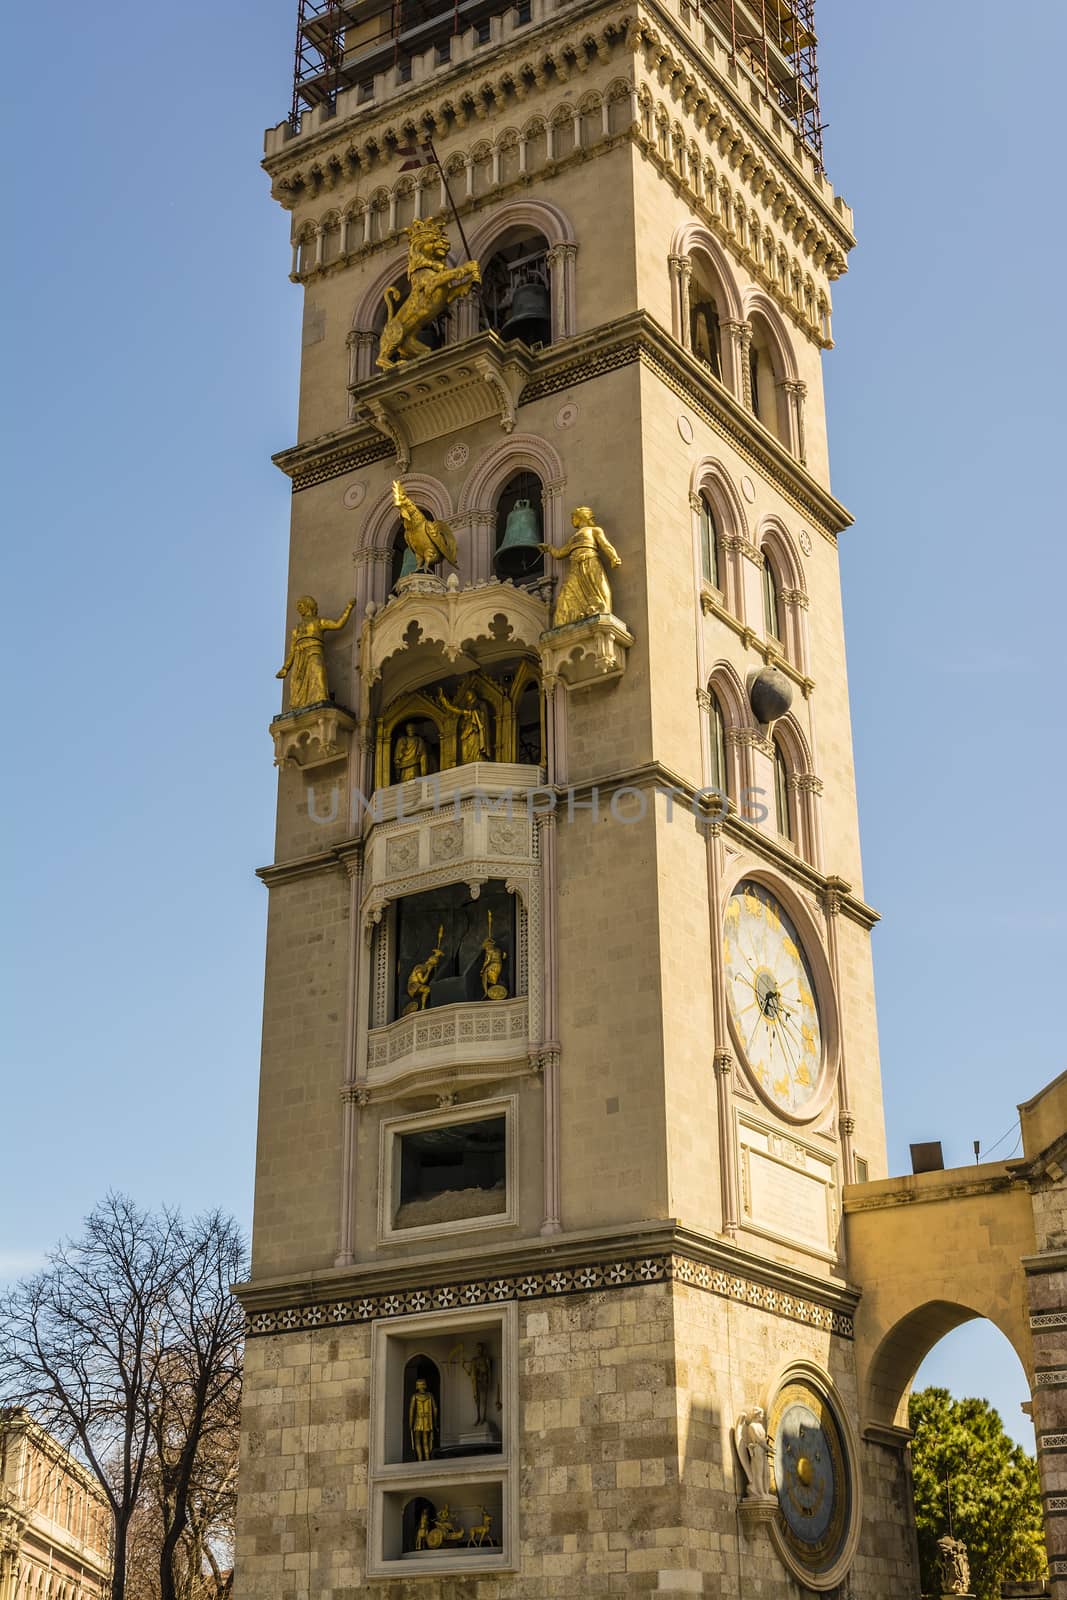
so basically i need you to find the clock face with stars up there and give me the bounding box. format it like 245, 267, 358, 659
769, 1379, 851, 1579
723, 879, 824, 1117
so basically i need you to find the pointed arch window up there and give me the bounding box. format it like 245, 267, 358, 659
773, 740, 792, 841
762, 551, 781, 641
708, 691, 727, 797
699, 494, 719, 588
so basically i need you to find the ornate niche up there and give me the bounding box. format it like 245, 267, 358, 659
373, 661, 542, 792
369, 1304, 516, 1577
364, 871, 538, 1092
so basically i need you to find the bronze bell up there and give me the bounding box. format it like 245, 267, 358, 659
499, 281, 552, 346
494, 497, 543, 580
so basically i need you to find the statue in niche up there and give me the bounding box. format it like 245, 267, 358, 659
414, 1507, 432, 1550
376, 217, 480, 370
393, 722, 431, 783
438, 680, 491, 764
393, 479, 458, 572
403, 925, 445, 1015
430, 1506, 466, 1548
539, 505, 621, 627
467, 1508, 494, 1548
408, 1377, 438, 1461
462, 1342, 493, 1426
275, 594, 356, 709
734, 1407, 774, 1500
480, 911, 508, 1000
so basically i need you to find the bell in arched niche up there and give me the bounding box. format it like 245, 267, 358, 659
494, 496, 543, 580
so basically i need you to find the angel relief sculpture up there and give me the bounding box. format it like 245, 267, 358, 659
733, 1407, 774, 1501
377, 216, 480, 370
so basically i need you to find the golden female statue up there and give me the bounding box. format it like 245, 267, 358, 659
276, 594, 356, 709
403, 926, 445, 1015
438, 681, 491, 764
539, 506, 621, 627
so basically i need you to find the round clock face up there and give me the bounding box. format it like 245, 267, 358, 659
723, 880, 823, 1116
769, 1379, 851, 1577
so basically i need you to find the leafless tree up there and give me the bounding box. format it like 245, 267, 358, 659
0, 1196, 247, 1600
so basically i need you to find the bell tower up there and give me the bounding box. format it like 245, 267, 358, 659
235, 0, 922, 1592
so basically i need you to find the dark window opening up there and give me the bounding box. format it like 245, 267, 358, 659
481, 236, 551, 345
515, 0, 531, 20
699, 495, 718, 588
435, 39, 451, 62
475, 19, 491, 43
397, 1116, 507, 1230
690, 298, 721, 379
749, 346, 761, 419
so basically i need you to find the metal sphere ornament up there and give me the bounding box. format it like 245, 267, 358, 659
749, 665, 794, 726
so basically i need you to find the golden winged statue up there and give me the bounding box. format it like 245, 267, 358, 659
376, 216, 480, 370
393, 480, 458, 572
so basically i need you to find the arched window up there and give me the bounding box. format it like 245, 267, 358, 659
689, 255, 723, 380
390, 521, 411, 591
699, 495, 719, 588
762, 551, 781, 641
708, 691, 727, 796
773, 740, 792, 841
481, 227, 552, 346
494, 470, 545, 581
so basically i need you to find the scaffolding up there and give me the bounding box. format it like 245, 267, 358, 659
704, 0, 823, 164
290, 0, 823, 164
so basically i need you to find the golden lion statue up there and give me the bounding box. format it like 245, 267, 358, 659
376, 216, 481, 369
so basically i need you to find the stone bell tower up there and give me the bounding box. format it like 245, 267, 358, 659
234, 0, 924, 1592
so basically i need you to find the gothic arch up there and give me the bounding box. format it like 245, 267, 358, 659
459, 432, 567, 582
670, 227, 743, 323
351, 246, 415, 333
690, 456, 748, 615
362, 475, 453, 553
742, 287, 799, 382
465, 198, 575, 258
755, 515, 804, 595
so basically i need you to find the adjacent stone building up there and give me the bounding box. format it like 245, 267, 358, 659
0, 1410, 111, 1600
233, 0, 1063, 1593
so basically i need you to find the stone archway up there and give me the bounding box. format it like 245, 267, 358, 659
844, 1071, 1067, 1596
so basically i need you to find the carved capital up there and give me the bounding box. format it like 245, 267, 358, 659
342, 1083, 371, 1106
780, 586, 809, 610
839, 1111, 856, 1136
695, 687, 712, 710
821, 873, 851, 916
713, 1048, 733, 1079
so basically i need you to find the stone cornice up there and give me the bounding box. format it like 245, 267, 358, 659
264, 0, 852, 263
234, 1218, 859, 1338
274, 311, 853, 537
254, 763, 879, 932
842, 1163, 1022, 1215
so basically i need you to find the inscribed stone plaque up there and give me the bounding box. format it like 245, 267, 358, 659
747, 1149, 830, 1249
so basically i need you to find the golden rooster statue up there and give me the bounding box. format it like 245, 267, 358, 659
393, 480, 458, 573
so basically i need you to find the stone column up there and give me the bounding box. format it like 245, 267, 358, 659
784, 378, 808, 462
719, 318, 746, 401
546, 242, 577, 339
739, 320, 754, 409
336, 844, 365, 1267
821, 875, 855, 1184
705, 816, 738, 1235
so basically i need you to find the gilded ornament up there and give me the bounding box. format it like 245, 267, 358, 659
393, 723, 430, 783
480, 911, 508, 1000
437, 680, 491, 763
403, 925, 445, 1015
376, 216, 481, 370
393, 479, 458, 572
408, 1378, 437, 1461
539, 505, 621, 627
275, 594, 356, 709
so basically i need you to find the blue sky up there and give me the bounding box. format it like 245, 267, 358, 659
4, 0, 1062, 1451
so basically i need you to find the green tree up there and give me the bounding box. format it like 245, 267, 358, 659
909, 1386, 1047, 1598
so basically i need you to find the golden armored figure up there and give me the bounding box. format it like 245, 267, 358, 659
393, 722, 430, 783
480, 911, 508, 1000
275, 594, 356, 709
438, 681, 491, 764
539, 505, 621, 626
393, 479, 458, 572
414, 1508, 431, 1550
408, 1378, 438, 1461
377, 217, 481, 370
403, 926, 445, 1015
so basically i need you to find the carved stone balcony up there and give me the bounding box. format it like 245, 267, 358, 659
269, 701, 356, 768
350, 332, 537, 470
538, 612, 634, 690
366, 997, 530, 1090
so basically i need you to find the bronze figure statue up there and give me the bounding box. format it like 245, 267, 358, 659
480, 911, 508, 1000
403, 926, 445, 1015
393, 722, 430, 783
437, 681, 491, 764
393, 479, 458, 572
377, 217, 480, 370
408, 1378, 438, 1461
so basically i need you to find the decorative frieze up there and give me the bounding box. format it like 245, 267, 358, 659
244, 1246, 856, 1340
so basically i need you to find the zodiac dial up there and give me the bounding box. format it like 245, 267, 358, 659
768, 1378, 851, 1579
723, 879, 823, 1116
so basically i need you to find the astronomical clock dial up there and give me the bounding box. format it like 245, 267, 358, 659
768, 1378, 852, 1583
723, 879, 823, 1117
